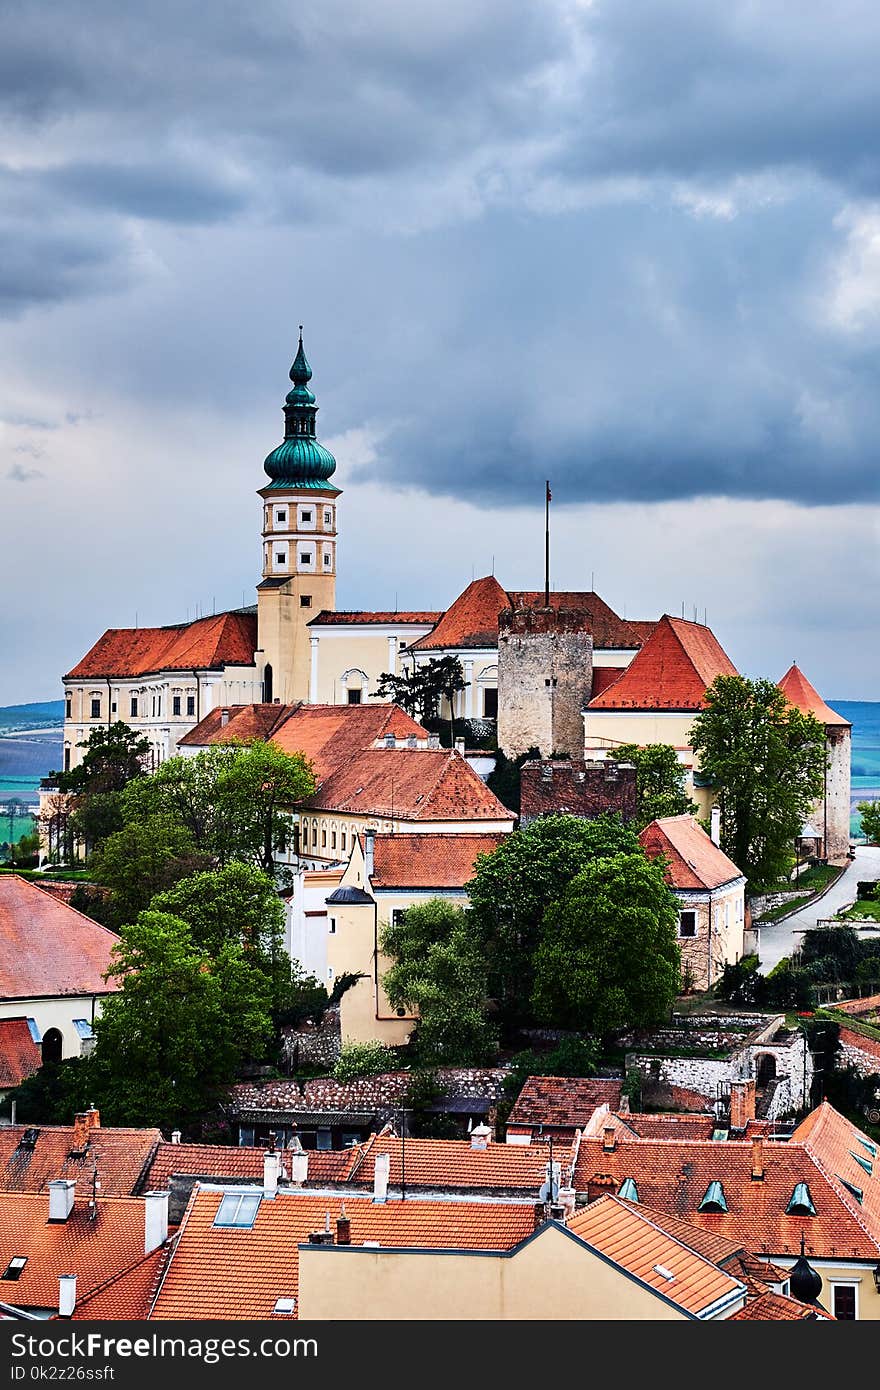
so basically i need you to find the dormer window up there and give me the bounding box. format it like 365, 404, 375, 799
850, 1150, 873, 1176
856, 1137, 877, 1157
838, 1177, 863, 1204
1, 1257, 27, 1281
618, 1178, 639, 1202
698, 1181, 728, 1212
786, 1182, 816, 1215
214, 1193, 261, 1228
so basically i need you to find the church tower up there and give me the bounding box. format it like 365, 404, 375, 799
256, 331, 340, 704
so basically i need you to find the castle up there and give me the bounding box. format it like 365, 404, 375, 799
59, 335, 852, 862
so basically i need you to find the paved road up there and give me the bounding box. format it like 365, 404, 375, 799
756, 844, 880, 974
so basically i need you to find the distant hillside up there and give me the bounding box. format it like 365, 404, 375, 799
0, 700, 64, 732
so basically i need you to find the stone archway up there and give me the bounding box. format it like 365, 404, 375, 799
41, 1028, 63, 1066
755, 1053, 777, 1089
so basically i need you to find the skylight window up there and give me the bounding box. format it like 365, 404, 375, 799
786, 1183, 816, 1215
837, 1177, 863, 1205
850, 1151, 873, 1176
618, 1178, 639, 1202
698, 1181, 728, 1212
272, 1297, 296, 1315
214, 1193, 261, 1228
1, 1257, 27, 1281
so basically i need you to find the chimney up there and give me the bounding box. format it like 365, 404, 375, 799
336, 1209, 351, 1246
289, 1150, 309, 1187
171, 1130, 182, 1145
710, 806, 721, 847
557, 1186, 577, 1221
729, 1079, 756, 1131
144, 1191, 169, 1252
428, 733, 440, 749
384, 733, 395, 748
750, 1135, 765, 1182
602, 1124, 617, 1153
48, 1179, 76, 1223
373, 1151, 390, 1204
263, 1150, 279, 1200
364, 829, 376, 879
586, 1174, 618, 1204
470, 1123, 491, 1150
71, 1106, 100, 1151
454, 737, 465, 755
58, 1274, 77, 1319
220, 708, 230, 727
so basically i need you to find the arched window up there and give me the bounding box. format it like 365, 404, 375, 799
42, 1028, 63, 1066
263, 664, 273, 704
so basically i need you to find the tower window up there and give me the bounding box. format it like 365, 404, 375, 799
65, 697, 72, 718
323, 553, 332, 567
300, 595, 312, 608
300, 553, 311, 566
301, 510, 312, 523
275, 509, 287, 524
347, 689, 362, 705
324, 509, 332, 525
276, 552, 286, 565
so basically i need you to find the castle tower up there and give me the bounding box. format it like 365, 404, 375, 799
497, 607, 594, 758
256, 331, 340, 704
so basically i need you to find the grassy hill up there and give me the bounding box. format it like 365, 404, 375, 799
0, 700, 64, 732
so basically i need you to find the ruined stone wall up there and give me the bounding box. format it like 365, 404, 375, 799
497, 608, 593, 759
280, 1004, 342, 1071
519, 759, 637, 826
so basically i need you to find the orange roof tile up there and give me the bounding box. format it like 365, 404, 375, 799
0, 1017, 42, 1089
0, 876, 121, 999
0, 1192, 158, 1311
149, 1188, 537, 1320
778, 665, 851, 728
730, 1290, 833, 1320
309, 611, 441, 626
508, 592, 654, 649
639, 815, 744, 890
306, 748, 513, 822
345, 1133, 571, 1191
410, 575, 510, 651
369, 832, 507, 889
588, 615, 738, 711
507, 1077, 624, 1132
0, 1123, 161, 1198
71, 1247, 170, 1320
790, 1101, 880, 1242
143, 1142, 358, 1191
567, 1195, 746, 1316
65, 610, 257, 679
837, 1025, 880, 1066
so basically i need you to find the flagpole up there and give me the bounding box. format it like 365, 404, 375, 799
544, 479, 550, 606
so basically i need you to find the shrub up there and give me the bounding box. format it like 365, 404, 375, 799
333, 1042, 398, 1082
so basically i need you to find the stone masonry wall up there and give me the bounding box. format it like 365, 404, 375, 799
824, 726, 852, 863
519, 759, 637, 826
281, 1004, 342, 1071
497, 608, 593, 759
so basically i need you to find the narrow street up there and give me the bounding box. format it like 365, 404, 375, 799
756, 843, 880, 974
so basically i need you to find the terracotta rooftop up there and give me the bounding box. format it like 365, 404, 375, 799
587, 615, 738, 711
149, 1188, 538, 1320
0, 1017, 42, 1089
368, 832, 507, 889
778, 664, 851, 728
791, 1101, 880, 1242
65, 610, 257, 679
507, 591, 654, 650
143, 1141, 358, 1191
305, 748, 513, 822
0, 1120, 161, 1198
0, 1192, 161, 1312
507, 1077, 624, 1132
308, 611, 441, 626
0, 876, 121, 1000
837, 1025, 880, 1066
639, 815, 744, 891
572, 1107, 880, 1260
567, 1194, 746, 1317
71, 1247, 170, 1320
730, 1290, 833, 1320
342, 1131, 572, 1192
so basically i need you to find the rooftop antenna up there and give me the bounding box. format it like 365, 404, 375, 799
544, 480, 551, 606
591, 571, 595, 591
681, 601, 685, 619
212, 595, 215, 615
491, 555, 495, 575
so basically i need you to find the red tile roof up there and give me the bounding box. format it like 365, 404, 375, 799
410, 576, 510, 651
791, 1101, 880, 1241
0, 1192, 159, 1311
837, 1024, 880, 1066
572, 1114, 880, 1260
0, 876, 121, 999
0, 1123, 161, 1198
306, 748, 513, 822
730, 1291, 833, 1320
149, 1188, 538, 1320
588, 615, 738, 711
308, 611, 441, 626
639, 815, 744, 890
343, 1132, 571, 1191
369, 832, 507, 889
71, 1247, 170, 1320
778, 664, 851, 728
508, 592, 653, 650
65, 610, 257, 679
0, 1017, 42, 1089
591, 666, 626, 698
567, 1195, 746, 1316
143, 1142, 357, 1191
507, 1077, 624, 1132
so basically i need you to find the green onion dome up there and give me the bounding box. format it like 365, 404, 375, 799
263, 328, 337, 485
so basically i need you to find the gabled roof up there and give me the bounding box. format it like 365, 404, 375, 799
71, 1247, 170, 1320
0, 1193, 157, 1311
308, 611, 441, 627
341, 1132, 571, 1192
0, 876, 121, 1000
65, 610, 257, 680
567, 1195, 746, 1317
368, 832, 507, 889
149, 1188, 538, 1320
730, 1291, 833, 1320
778, 665, 851, 728
639, 815, 744, 891
587, 615, 738, 711
410, 575, 510, 651
0, 1017, 42, 1089
142, 1142, 357, 1192
507, 1077, 624, 1131
0, 1123, 161, 1197
791, 1102, 880, 1238
305, 748, 513, 822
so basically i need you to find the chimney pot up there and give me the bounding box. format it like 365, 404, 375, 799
364, 828, 376, 879
454, 737, 465, 755
220, 708, 230, 727
336, 1214, 351, 1246
710, 806, 721, 846
171, 1130, 181, 1145
373, 1151, 390, 1204
289, 1150, 309, 1187
48, 1179, 76, 1223
751, 1135, 765, 1182
470, 1123, 492, 1150
602, 1124, 617, 1153
264, 1150, 280, 1200
58, 1274, 77, 1319
144, 1190, 169, 1253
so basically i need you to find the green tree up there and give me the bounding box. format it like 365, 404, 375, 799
858, 800, 880, 845
486, 747, 540, 815
531, 852, 681, 1036
690, 676, 826, 890
380, 900, 497, 1065
376, 656, 468, 736
120, 741, 315, 878
59, 722, 152, 855
612, 743, 697, 829
86, 911, 274, 1128
90, 815, 209, 927
467, 813, 642, 1025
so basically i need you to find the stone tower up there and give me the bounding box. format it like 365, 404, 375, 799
778, 664, 852, 866
256, 331, 340, 704
497, 607, 594, 759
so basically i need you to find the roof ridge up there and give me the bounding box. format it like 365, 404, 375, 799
10, 876, 123, 943
797, 1128, 880, 1254
595, 1195, 748, 1279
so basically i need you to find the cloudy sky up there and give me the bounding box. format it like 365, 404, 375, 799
2, 0, 879, 704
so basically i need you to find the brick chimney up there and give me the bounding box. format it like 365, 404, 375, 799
602, 1124, 617, 1153
470, 1123, 492, 1151
71, 1107, 100, 1151
171, 1130, 182, 1144
58, 1274, 77, 1319
729, 1079, 756, 1131
750, 1135, 765, 1182
454, 737, 465, 755
336, 1208, 351, 1246
48, 1179, 76, 1223
586, 1173, 618, 1204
